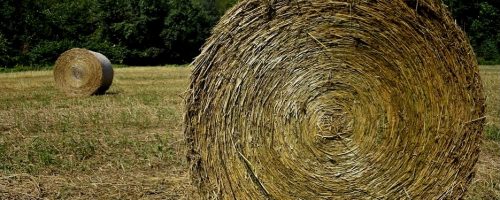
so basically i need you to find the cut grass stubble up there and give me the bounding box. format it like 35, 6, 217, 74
0, 66, 498, 199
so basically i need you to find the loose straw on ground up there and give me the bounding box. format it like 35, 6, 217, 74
54, 48, 113, 97
185, 0, 485, 199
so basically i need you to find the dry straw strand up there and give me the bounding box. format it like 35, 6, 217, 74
185, 0, 485, 199
54, 48, 114, 97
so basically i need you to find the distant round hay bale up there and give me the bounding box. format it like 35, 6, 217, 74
185, 0, 485, 199
54, 48, 113, 97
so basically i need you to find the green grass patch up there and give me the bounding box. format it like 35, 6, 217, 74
0, 142, 12, 170
485, 124, 500, 142
0, 65, 53, 73
27, 138, 62, 172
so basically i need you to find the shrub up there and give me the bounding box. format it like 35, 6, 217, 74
477, 39, 500, 65
24, 40, 75, 66
83, 39, 128, 64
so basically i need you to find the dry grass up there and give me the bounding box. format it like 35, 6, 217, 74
465, 65, 500, 200
0, 67, 197, 199
0, 66, 498, 199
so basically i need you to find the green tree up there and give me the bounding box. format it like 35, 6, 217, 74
470, 2, 500, 63
24, 0, 99, 65
214, 0, 238, 15
96, 0, 173, 64
0, 33, 10, 67
162, 0, 219, 63
2, 0, 499, 67
444, 0, 500, 64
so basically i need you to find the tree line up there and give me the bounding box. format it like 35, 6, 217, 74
0, 0, 499, 68
0, 0, 236, 67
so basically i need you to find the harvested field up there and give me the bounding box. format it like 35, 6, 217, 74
0, 66, 499, 199
0, 67, 196, 199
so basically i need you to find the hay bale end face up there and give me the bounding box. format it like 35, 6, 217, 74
54, 48, 114, 97
185, 0, 485, 199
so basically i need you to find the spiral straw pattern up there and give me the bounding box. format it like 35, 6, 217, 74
185, 0, 485, 199
54, 48, 113, 97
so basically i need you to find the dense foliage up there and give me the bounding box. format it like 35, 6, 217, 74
0, 0, 498, 67
444, 0, 500, 64
0, 0, 230, 67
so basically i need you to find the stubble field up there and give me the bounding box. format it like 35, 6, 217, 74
0, 66, 499, 199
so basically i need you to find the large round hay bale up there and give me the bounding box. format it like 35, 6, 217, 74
54, 48, 113, 97
185, 0, 485, 199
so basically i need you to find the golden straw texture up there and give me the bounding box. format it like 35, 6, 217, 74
54, 48, 113, 97
185, 0, 485, 199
